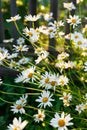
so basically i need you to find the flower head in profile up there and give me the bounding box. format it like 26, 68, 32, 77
50, 112, 73, 130
57, 52, 69, 60
82, 24, 87, 33
15, 66, 36, 83
33, 109, 45, 123
76, 0, 83, 4
6, 14, 21, 22
13, 44, 29, 52
35, 50, 49, 64
3, 38, 14, 43
25, 14, 40, 22
7, 117, 28, 130
0, 78, 2, 85
63, 2, 76, 11
18, 57, 30, 65
67, 15, 81, 28
0, 50, 9, 61
36, 91, 54, 108
44, 12, 53, 21
84, 62, 87, 71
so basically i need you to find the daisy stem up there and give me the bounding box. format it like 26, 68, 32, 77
0, 97, 13, 104
2, 83, 42, 92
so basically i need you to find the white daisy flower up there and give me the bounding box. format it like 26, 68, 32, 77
7, 117, 28, 130
75, 104, 84, 114
25, 14, 40, 22
36, 91, 54, 108
74, 37, 86, 48
55, 61, 69, 71
48, 26, 56, 38
7, 53, 18, 59
50, 112, 73, 130
9, 60, 18, 69
15, 73, 25, 83
18, 57, 30, 65
40, 71, 51, 89
3, 38, 14, 43
71, 31, 83, 41
38, 25, 48, 35
22, 66, 36, 83
83, 103, 87, 110
59, 92, 72, 106
35, 47, 44, 55
67, 61, 75, 69
15, 66, 36, 83
33, 109, 45, 123
13, 45, 29, 52
84, 62, 87, 71
49, 73, 59, 91
67, 15, 81, 28
85, 93, 87, 98
35, 51, 49, 64
82, 24, 87, 33
11, 99, 26, 114
76, 0, 83, 4
17, 37, 25, 45
0, 50, 9, 61
49, 20, 64, 29
0, 78, 2, 85
58, 75, 69, 86
19, 94, 28, 105
6, 14, 21, 22
63, 2, 76, 11
44, 12, 53, 21
23, 27, 39, 42
57, 52, 69, 60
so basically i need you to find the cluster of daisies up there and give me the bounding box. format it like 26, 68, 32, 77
0, 0, 87, 129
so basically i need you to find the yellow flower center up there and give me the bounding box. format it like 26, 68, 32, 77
19, 39, 23, 43
84, 104, 87, 109
12, 18, 16, 21
13, 126, 20, 130
51, 81, 56, 86
64, 96, 68, 100
72, 18, 76, 24
28, 31, 33, 37
75, 35, 79, 39
49, 29, 54, 32
77, 41, 82, 45
45, 78, 49, 83
42, 97, 48, 103
28, 72, 33, 78
36, 48, 42, 53
60, 79, 64, 85
36, 28, 40, 32
18, 46, 23, 51
61, 55, 65, 59
58, 119, 66, 127
16, 105, 22, 110
38, 114, 42, 118
11, 62, 16, 67
78, 107, 81, 111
